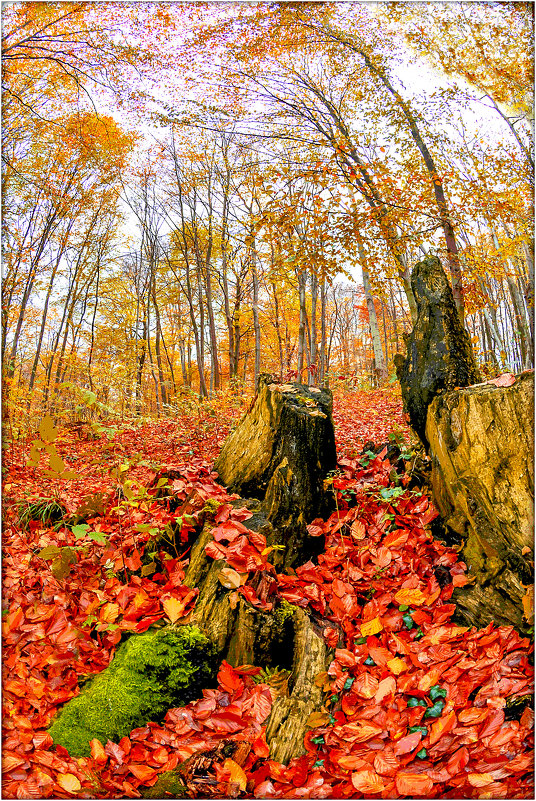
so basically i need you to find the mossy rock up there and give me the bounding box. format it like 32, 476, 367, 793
49, 626, 218, 757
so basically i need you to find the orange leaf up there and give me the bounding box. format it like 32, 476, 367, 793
351, 769, 386, 794
350, 520, 366, 539
224, 758, 247, 791
395, 588, 426, 606
394, 731, 422, 755
100, 602, 119, 624
57, 774, 82, 793
337, 754, 369, 770
354, 673, 379, 699
387, 657, 408, 675
162, 596, 185, 624
467, 773, 495, 788
487, 373, 516, 388
458, 707, 489, 725
90, 738, 108, 765
218, 567, 242, 589
395, 772, 434, 795
429, 709, 456, 745
418, 668, 442, 692
129, 764, 157, 782
374, 749, 399, 777
306, 710, 330, 727
375, 675, 396, 703
360, 617, 383, 636
340, 721, 383, 742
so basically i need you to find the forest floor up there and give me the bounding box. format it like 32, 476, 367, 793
2, 389, 533, 799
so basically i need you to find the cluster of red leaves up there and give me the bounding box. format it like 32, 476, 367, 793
230, 452, 533, 798
2, 390, 533, 799
332, 388, 410, 458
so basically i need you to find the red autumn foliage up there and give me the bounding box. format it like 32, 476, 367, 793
2, 390, 533, 798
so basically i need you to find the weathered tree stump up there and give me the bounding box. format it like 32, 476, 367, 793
395, 255, 533, 634
394, 255, 481, 448
426, 371, 534, 632
183, 377, 337, 763
214, 373, 337, 568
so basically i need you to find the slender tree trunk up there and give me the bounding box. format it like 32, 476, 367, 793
251, 244, 261, 385
297, 271, 307, 382
358, 241, 387, 385
310, 272, 318, 384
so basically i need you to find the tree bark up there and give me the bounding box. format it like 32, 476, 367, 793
426, 372, 534, 633
395, 255, 480, 448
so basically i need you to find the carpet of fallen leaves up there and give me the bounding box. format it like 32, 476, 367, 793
2, 388, 533, 799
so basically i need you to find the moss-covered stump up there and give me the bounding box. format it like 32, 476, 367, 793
426, 370, 534, 632
394, 255, 481, 448
214, 374, 336, 568
48, 626, 218, 757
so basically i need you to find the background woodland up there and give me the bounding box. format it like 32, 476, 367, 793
2, 1, 533, 428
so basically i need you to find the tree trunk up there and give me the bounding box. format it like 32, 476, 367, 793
214, 374, 336, 563
360, 257, 387, 386
394, 255, 480, 448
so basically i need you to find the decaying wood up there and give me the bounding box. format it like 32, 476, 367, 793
394, 255, 481, 448
184, 524, 331, 765
214, 374, 336, 567
181, 378, 338, 764
426, 371, 534, 632
264, 608, 327, 764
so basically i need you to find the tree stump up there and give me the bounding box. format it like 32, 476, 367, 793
394, 255, 481, 448
426, 371, 534, 632
184, 376, 337, 763
214, 373, 337, 568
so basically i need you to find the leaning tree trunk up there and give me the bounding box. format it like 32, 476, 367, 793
184, 374, 338, 763
396, 255, 534, 634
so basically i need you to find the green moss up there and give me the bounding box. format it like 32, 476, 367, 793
201, 498, 224, 520
49, 626, 218, 757
273, 599, 296, 626
141, 768, 188, 799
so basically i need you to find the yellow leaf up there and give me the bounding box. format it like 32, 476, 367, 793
224, 758, 247, 791
394, 588, 427, 606
467, 773, 495, 788
39, 414, 58, 443
57, 773, 82, 793
522, 586, 534, 619
163, 596, 185, 624
306, 710, 330, 727
49, 453, 66, 474
218, 567, 241, 589
360, 617, 383, 637
387, 657, 408, 675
